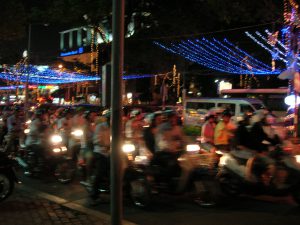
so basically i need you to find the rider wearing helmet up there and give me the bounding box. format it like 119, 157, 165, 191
6, 105, 23, 153
89, 109, 111, 205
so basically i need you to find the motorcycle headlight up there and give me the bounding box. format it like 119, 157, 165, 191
186, 144, 200, 152
24, 129, 30, 134
295, 155, 300, 163
53, 148, 61, 153
122, 143, 135, 153
215, 150, 224, 155
51, 135, 63, 144
71, 129, 83, 137
219, 155, 229, 166
25, 120, 32, 125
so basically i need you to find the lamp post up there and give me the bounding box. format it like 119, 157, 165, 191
24, 24, 32, 120
24, 23, 49, 119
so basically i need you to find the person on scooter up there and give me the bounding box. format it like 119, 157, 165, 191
88, 109, 111, 206
143, 112, 163, 154
214, 110, 236, 152
6, 106, 23, 153
200, 114, 217, 152
152, 111, 185, 191
57, 108, 73, 148
79, 110, 97, 186
246, 110, 280, 185
69, 107, 86, 161
25, 109, 49, 174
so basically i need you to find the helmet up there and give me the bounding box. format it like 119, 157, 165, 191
13, 105, 22, 112
35, 109, 45, 116
222, 110, 232, 117
129, 109, 141, 118
102, 109, 111, 118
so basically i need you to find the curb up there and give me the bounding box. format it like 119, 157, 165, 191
19, 184, 137, 225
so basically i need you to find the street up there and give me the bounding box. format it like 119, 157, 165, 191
2, 170, 298, 225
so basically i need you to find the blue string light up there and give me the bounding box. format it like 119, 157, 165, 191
195, 38, 272, 72
154, 38, 280, 75
0, 65, 157, 85
254, 31, 286, 59
223, 38, 274, 70
245, 31, 287, 63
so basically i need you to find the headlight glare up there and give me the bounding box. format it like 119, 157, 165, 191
51, 135, 63, 144
122, 143, 135, 153
71, 129, 83, 137
186, 144, 200, 152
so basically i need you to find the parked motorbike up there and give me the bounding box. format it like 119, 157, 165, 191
0, 152, 19, 202
217, 147, 300, 204
16, 133, 76, 184
126, 144, 217, 208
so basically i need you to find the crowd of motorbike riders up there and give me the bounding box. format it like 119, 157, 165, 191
0, 103, 299, 206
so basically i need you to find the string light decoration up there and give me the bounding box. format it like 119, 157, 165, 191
90, 28, 95, 71
0, 65, 158, 85
154, 38, 281, 75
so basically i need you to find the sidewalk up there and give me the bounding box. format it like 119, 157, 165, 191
0, 186, 109, 225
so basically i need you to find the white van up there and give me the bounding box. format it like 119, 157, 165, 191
183, 97, 265, 126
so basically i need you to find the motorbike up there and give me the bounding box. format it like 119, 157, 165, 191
16, 133, 76, 184
126, 144, 218, 208
0, 152, 19, 202
217, 146, 300, 204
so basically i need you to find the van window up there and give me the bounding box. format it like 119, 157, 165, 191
217, 103, 236, 114
240, 104, 255, 113
186, 102, 215, 111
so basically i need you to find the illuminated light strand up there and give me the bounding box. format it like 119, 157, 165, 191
224, 38, 273, 69
192, 39, 254, 71
211, 38, 272, 71
155, 41, 280, 75
204, 38, 272, 71
265, 29, 300, 64
177, 41, 241, 72
0, 85, 25, 90
245, 31, 287, 63
175, 40, 278, 74
254, 31, 286, 59
0, 72, 155, 85
169, 42, 239, 74
173, 42, 245, 74
161, 41, 257, 74
155, 41, 279, 75
265, 29, 287, 51
198, 38, 272, 72
180, 40, 260, 73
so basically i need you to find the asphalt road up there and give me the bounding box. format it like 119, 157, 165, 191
15, 169, 300, 225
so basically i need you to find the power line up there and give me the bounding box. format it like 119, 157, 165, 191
129, 21, 279, 41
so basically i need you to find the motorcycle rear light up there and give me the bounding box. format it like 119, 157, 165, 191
53, 148, 61, 153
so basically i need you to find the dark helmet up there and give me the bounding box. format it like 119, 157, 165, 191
222, 110, 232, 117
62, 108, 73, 117
35, 109, 45, 117
13, 105, 22, 112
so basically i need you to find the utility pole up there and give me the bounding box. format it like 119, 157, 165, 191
110, 0, 124, 225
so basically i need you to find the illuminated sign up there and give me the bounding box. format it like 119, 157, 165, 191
60, 47, 84, 57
